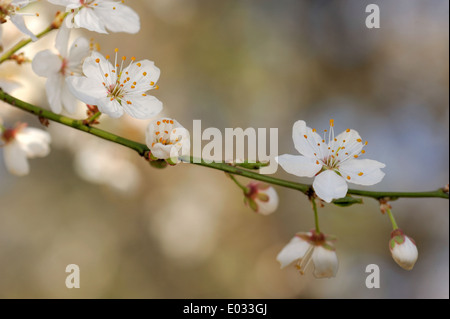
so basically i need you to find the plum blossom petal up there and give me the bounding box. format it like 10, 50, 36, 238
313, 170, 348, 203
312, 246, 339, 278
276, 235, 311, 268
276, 154, 322, 178
339, 159, 386, 186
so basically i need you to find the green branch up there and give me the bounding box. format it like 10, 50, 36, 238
1, 89, 448, 201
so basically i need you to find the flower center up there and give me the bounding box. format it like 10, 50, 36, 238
306, 119, 368, 170
0, 123, 26, 144
151, 119, 180, 147
95, 48, 159, 106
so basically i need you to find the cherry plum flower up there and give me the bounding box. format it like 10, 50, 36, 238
244, 182, 279, 215
47, 0, 140, 34
145, 118, 190, 164
276, 120, 385, 203
66, 50, 162, 119
32, 24, 90, 114
1, 122, 51, 176
277, 230, 338, 278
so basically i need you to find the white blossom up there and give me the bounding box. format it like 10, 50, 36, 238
146, 118, 190, 164
244, 182, 279, 215
276, 119, 386, 203
66, 50, 162, 119
1, 123, 51, 176
47, 0, 140, 34
389, 229, 418, 271
277, 231, 338, 278
32, 24, 90, 114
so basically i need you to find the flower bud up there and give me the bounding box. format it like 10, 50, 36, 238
244, 182, 279, 215
389, 229, 418, 271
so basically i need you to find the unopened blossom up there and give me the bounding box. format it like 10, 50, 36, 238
66, 50, 162, 119
277, 230, 338, 278
244, 182, 278, 215
389, 229, 418, 271
32, 24, 90, 114
1, 123, 51, 176
47, 0, 140, 34
0, 0, 38, 41
276, 120, 386, 203
145, 118, 190, 164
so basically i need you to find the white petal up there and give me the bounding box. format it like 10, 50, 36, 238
55, 22, 70, 57
338, 159, 386, 186
276, 236, 311, 268
122, 95, 163, 119
45, 74, 63, 114
334, 129, 363, 162
94, 2, 140, 34
313, 170, 348, 203
61, 82, 78, 113
3, 141, 29, 176
66, 76, 105, 106
67, 37, 90, 68
391, 236, 418, 271
32, 50, 62, 77
9, 14, 37, 41
82, 52, 113, 84
276, 154, 322, 177
150, 144, 174, 160
124, 59, 160, 91
16, 128, 51, 158
74, 7, 107, 33
292, 120, 325, 159
96, 96, 124, 118
47, 0, 80, 6
254, 186, 279, 215
312, 246, 338, 278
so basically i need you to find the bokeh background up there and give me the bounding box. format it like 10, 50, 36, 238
0, 0, 448, 298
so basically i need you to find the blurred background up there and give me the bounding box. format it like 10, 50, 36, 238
0, 0, 448, 298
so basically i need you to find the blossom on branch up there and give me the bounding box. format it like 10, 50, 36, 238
389, 229, 418, 271
1, 122, 51, 176
66, 50, 162, 119
145, 118, 190, 165
0, 0, 38, 41
277, 230, 338, 278
32, 24, 90, 114
244, 182, 279, 215
47, 0, 140, 34
276, 120, 385, 203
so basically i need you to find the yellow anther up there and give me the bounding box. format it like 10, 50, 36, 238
330, 119, 334, 127
115, 48, 119, 53
358, 172, 364, 176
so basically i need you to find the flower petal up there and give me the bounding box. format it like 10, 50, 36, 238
61, 82, 78, 113
66, 76, 105, 106
9, 14, 37, 41
313, 170, 348, 203
55, 22, 70, 57
3, 141, 29, 176
334, 129, 363, 162
96, 96, 124, 118
312, 246, 338, 278
276, 154, 322, 177
67, 37, 90, 68
339, 159, 386, 186
82, 52, 114, 84
16, 128, 51, 158
45, 74, 63, 114
73, 7, 107, 33
122, 95, 163, 119
292, 120, 326, 159
32, 50, 62, 77
94, 1, 140, 34
276, 236, 311, 268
